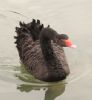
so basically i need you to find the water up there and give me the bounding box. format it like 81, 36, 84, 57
0, 0, 92, 100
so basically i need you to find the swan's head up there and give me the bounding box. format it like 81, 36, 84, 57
55, 34, 76, 48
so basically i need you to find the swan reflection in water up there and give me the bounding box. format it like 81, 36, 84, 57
16, 64, 66, 100
17, 83, 65, 100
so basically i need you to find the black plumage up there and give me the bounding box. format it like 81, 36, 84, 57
14, 19, 70, 82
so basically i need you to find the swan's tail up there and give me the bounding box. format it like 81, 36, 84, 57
14, 19, 44, 59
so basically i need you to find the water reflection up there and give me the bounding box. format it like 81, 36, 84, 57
17, 83, 65, 100
44, 84, 65, 100
16, 64, 66, 100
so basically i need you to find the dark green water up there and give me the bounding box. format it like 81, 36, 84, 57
0, 0, 92, 100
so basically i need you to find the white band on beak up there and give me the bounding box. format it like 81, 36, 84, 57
70, 45, 77, 48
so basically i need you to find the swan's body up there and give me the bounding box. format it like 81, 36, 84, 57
15, 19, 70, 82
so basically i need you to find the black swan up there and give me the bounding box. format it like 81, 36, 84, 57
14, 19, 76, 82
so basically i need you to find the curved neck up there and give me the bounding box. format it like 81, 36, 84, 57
40, 28, 58, 66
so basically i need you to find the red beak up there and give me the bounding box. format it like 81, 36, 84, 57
64, 39, 77, 48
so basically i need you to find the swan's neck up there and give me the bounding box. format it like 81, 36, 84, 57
40, 28, 58, 66
40, 38, 55, 63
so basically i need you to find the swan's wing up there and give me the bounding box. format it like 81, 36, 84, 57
14, 25, 33, 60
14, 19, 44, 60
